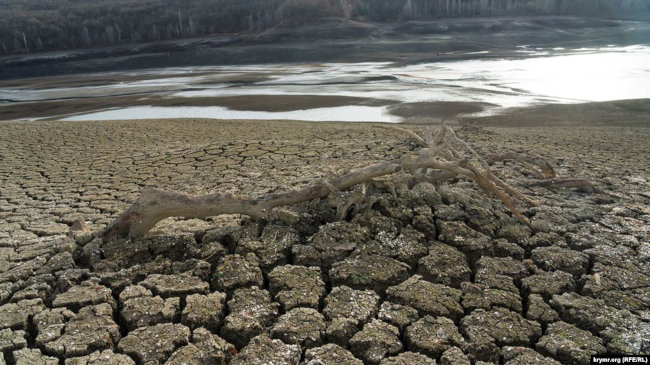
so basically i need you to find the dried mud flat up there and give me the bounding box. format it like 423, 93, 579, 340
0, 118, 649, 365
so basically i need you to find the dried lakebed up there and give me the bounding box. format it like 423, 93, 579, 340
0, 119, 649, 364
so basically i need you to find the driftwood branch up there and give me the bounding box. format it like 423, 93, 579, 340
102, 125, 536, 242
488, 152, 556, 179
527, 178, 603, 193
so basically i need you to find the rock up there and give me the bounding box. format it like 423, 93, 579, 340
550, 292, 649, 354
271, 307, 326, 348
292, 244, 321, 267
374, 193, 414, 224
32, 307, 73, 346
304, 343, 363, 365
54, 268, 90, 293
36, 303, 121, 357
0, 328, 27, 352
461, 282, 522, 313
475, 273, 519, 293
493, 238, 526, 260
26, 222, 70, 236
323, 286, 379, 323
464, 205, 501, 237
65, 350, 136, 365
12, 348, 58, 365
120, 295, 179, 330
584, 244, 640, 272
220, 287, 279, 349
531, 247, 589, 278
436, 221, 493, 263
36, 251, 76, 275
496, 223, 532, 245
501, 346, 562, 365
582, 262, 650, 312
146, 234, 200, 261
0, 298, 45, 330
181, 292, 226, 331
119, 285, 153, 301
440, 347, 470, 365
118, 323, 190, 364
410, 182, 442, 207
521, 271, 576, 298
212, 254, 263, 291
230, 335, 300, 365
268, 265, 325, 311
353, 226, 428, 267
475, 256, 530, 283
536, 321, 606, 365
307, 221, 372, 269
461, 308, 541, 347
412, 206, 436, 239
377, 301, 419, 332
325, 317, 359, 346
349, 319, 403, 364
198, 240, 228, 266
461, 308, 542, 362
329, 254, 411, 293
351, 209, 401, 240
235, 225, 298, 272
417, 243, 471, 288
202, 224, 258, 254
101, 237, 152, 266
386, 275, 463, 320
172, 259, 211, 281
10, 281, 51, 303
526, 294, 560, 325
140, 273, 209, 297
437, 185, 468, 205
379, 352, 437, 365
405, 316, 465, 358
165, 328, 235, 365
527, 232, 565, 250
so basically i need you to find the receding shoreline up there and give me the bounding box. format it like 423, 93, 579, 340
2, 95, 649, 128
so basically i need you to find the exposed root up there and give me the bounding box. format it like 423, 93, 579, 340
102, 124, 538, 242
527, 178, 603, 193
488, 152, 556, 179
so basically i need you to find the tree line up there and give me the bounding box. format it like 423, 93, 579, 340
1, 0, 648, 55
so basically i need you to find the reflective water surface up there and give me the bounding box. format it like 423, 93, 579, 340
2, 44, 649, 122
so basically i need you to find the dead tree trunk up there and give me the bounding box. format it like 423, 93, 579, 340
102, 125, 537, 241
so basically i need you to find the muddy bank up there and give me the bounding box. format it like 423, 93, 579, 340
0, 117, 648, 363
465, 98, 650, 128
3, 89, 649, 128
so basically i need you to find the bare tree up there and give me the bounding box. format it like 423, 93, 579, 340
178, 9, 184, 35
22, 32, 29, 52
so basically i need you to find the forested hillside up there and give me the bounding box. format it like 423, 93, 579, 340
1, 0, 648, 55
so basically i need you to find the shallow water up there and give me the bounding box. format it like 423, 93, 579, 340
61, 105, 400, 123
3, 44, 650, 122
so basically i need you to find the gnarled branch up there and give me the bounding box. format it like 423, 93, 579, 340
488, 152, 556, 179
102, 125, 534, 242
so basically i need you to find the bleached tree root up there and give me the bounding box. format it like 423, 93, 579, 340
102, 125, 535, 242
527, 178, 602, 193
487, 152, 556, 179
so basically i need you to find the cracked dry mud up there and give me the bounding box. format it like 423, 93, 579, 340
0, 119, 649, 364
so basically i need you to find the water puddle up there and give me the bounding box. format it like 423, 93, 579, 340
61, 105, 400, 123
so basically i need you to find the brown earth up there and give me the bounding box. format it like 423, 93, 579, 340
0, 114, 648, 364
